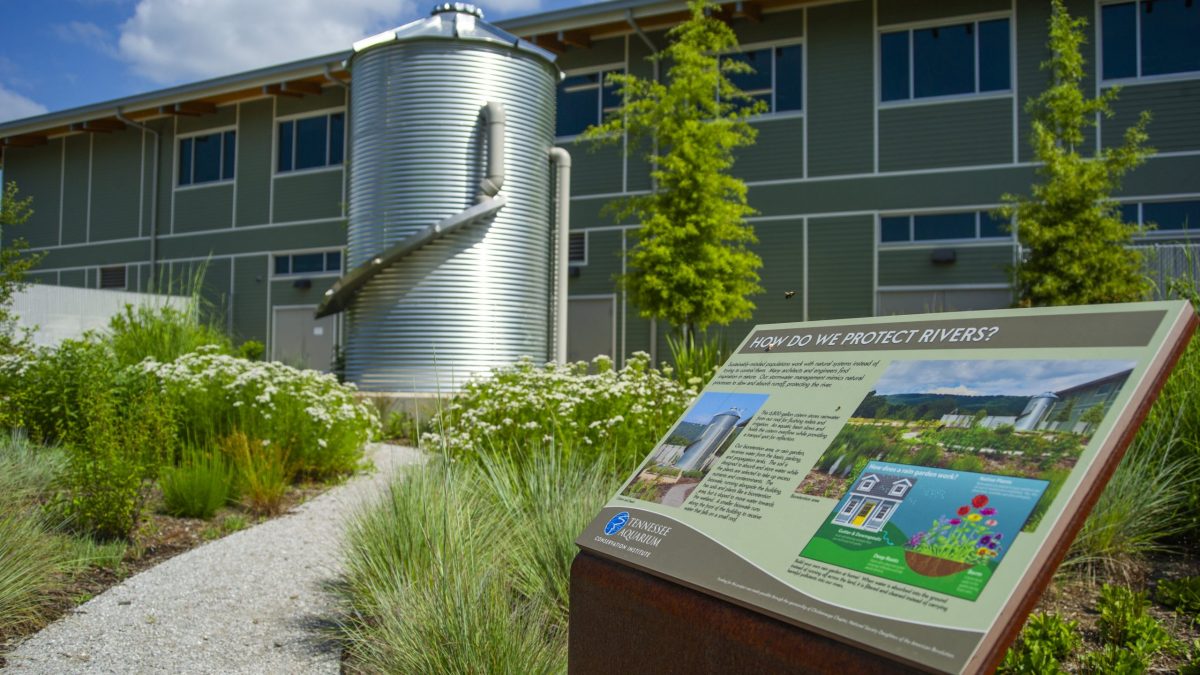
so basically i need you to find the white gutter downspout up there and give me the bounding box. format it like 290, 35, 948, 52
115, 109, 159, 289
480, 100, 506, 200
549, 146, 571, 363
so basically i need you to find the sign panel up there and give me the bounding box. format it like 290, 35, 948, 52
576, 301, 1196, 674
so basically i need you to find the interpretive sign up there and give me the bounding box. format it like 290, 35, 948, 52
575, 301, 1196, 674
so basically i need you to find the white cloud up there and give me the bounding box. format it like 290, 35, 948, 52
0, 84, 48, 123
53, 21, 119, 58
115, 0, 420, 84
928, 385, 981, 397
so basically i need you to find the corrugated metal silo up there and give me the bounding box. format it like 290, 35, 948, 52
320, 4, 559, 393
676, 410, 742, 472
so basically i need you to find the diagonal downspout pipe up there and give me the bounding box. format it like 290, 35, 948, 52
549, 146, 571, 363
316, 100, 507, 318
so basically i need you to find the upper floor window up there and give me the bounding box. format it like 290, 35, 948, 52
99, 266, 126, 289
569, 231, 587, 266
278, 112, 345, 173
178, 130, 235, 186
1121, 199, 1200, 234
722, 44, 804, 113
881, 18, 1011, 102
1102, 0, 1200, 80
556, 67, 622, 137
880, 210, 1011, 243
274, 250, 343, 276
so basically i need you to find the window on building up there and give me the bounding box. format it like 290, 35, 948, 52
178, 130, 236, 186
274, 250, 343, 276
556, 68, 622, 137
1102, 0, 1200, 80
1121, 199, 1200, 233
99, 266, 126, 289
568, 232, 587, 265
721, 44, 804, 113
880, 18, 1011, 102
278, 112, 345, 173
880, 210, 1012, 243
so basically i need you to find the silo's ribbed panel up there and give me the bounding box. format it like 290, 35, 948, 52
346, 26, 556, 393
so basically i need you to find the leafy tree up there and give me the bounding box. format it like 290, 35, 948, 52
583, 0, 763, 336
0, 181, 43, 352
996, 0, 1152, 307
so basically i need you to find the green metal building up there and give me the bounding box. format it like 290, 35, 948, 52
1, 0, 1197, 376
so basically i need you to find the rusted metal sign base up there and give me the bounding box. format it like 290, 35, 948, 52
568, 551, 927, 675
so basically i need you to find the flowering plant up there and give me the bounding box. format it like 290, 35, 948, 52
423, 352, 696, 469
905, 494, 1004, 566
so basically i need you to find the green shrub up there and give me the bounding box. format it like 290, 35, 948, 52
237, 339, 265, 361
424, 353, 694, 471
948, 454, 985, 472
1156, 576, 1200, 617
666, 332, 728, 387
998, 613, 1080, 674
1095, 584, 1175, 658
1080, 643, 1147, 674
142, 348, 376, 480
108, 302, 229, 368
160, 448, 233, 519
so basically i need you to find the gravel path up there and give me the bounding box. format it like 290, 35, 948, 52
4, 443, 422, 675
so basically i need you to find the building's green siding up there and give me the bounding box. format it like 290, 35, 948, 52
89, 129, 143, 241
174, 184, 233, 233
237, 99, 274, 227
232, 255, 269, 343
879, 98, 1013, 171
807, 0, 873, 177
177, 105, 236, 135
569, 141, 623, 196
878, 0, 1010, 26
807, 215, 874, 319
1106, 80, 1200, 154
60, 135, 90, 245
272, 170, 344, 222
3, 142, 61, 249
735, 116, 804, 182
569, 229, 622, 296
59, 269, 85, 287
878, 245, 1013, 286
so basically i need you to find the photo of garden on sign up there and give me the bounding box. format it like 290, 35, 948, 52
797, 358, 1135, 601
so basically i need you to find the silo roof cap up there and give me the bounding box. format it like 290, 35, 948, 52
352, 4, 557, 63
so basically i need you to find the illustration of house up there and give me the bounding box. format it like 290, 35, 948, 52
832, 472, 916, 533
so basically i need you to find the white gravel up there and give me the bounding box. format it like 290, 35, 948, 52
4, 443, 422, 675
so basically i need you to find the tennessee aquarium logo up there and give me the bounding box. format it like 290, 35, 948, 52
604, 511, 630, 536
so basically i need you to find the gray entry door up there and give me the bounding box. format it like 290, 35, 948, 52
272, 306, 337, 371
567, 296, 616, 363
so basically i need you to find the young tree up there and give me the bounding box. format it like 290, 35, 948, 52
0, 181, 42, 352
997, 0, 1152, 307
583, 0, 763, 337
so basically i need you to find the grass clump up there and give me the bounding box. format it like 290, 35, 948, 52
222, 432, 290, 516
108, 302, 229, 368
160, 448, 233, 519
339, 452, 618, 673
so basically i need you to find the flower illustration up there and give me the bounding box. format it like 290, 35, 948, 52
967, 513, 982, 522
949, 518, 962, 526
971, 494, 989, 508
985, 519, 998, 527
957, 505, 970, 516
979, 535, 992, 546
980, 507, 996, 516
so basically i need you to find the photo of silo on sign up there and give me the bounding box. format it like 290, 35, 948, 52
624, 391, 769, 507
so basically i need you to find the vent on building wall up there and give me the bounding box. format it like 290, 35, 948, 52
99, 266, 127, 289
569, 232, 587, 265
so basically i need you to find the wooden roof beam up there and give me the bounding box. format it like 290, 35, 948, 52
530, 34, 566, 55
2, 134, 48, 147
159, 101, 218, 116
559, 29, 591, 48
735, 1, 763, 23
263, 83, 302, 98
70, 119, 127, 133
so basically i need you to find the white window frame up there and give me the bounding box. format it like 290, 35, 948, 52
1098, 0, 1200, 85
888, 482, 908, 497
877, 207, 1016, 247
555, 62, 626, 141
175, 125, 237, 191
270, 246, 346, 280
877, 11, 1014, 108
719, 37, 806, 120
858, 475, 878, 491
273, 107, 348, 178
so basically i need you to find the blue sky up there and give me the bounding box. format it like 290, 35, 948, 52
0, 0, 591, 123
872, 359, 1137, 397
682, 391, 769, 425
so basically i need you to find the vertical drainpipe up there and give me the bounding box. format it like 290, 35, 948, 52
549, 147, 571, 363
115, 109, 159, 290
